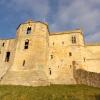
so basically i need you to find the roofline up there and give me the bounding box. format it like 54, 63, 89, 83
0, 38, 15, 40
49, 29, 83, 36
85, 44, 100, 46
16, 20, 48, 30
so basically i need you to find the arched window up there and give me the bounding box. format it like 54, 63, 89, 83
72, 36, 76, 44
27, 27, 31, 34
24, 39, 29, 49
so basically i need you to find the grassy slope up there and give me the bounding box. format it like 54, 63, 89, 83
0, 85, 100, 100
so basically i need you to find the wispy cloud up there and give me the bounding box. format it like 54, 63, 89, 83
50, 0, 100, 42
0, 0, 100, 43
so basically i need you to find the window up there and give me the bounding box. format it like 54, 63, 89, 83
27, 27, 31, 34
70, 65, 72, 68
53, 42, 54, 46
23, 60, 25, 66
84, 57, 86, 62
72, 36, 76, 44
69, 52, 72, 56
50, 55, 53, 59
5, 52, 10, 62
62, 41, 64, 44
24, 39, 29, 49
49, 68, 52, 75
2, 43, 5, 47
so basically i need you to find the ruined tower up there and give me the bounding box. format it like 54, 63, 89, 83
0, 19, 100, 86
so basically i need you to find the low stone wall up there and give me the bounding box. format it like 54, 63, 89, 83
74, 69, 100, 88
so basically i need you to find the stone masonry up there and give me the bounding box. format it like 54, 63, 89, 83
0, 19, 100, 87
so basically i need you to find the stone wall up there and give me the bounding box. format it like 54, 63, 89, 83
74, 69, 100, 88
0, 19, 100, 87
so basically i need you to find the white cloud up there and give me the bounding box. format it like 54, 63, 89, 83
1, 0, 100, 43
50, 0, 100, 43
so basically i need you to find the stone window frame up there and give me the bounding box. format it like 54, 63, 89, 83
72, 36, 76, 44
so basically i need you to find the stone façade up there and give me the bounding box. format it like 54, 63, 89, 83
0, 19, 100, 87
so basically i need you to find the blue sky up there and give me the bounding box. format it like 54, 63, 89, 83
0, 0, 100, 43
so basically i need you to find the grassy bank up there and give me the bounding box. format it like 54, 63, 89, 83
0, 84, 100, 100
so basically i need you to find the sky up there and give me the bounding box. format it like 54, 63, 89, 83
0, 0, 100, 43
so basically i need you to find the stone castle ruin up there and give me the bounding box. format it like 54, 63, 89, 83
0, 19, 100, 87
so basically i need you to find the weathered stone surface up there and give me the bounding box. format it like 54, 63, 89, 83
0, 19, 100, 87
74, 69, 100, 87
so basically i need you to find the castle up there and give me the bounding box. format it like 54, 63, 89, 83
0, 19, 100, 87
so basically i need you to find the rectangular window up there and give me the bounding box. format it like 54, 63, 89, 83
27, 27, 31, 34
69, 52, 72, 56
5, 52, 10, 62
49, 68, 52, 75
2, 43, 5, 47
72, 36, 76, 44
23, 60, 25, 66
50, 55, 53, 59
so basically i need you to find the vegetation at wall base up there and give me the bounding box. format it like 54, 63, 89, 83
0, 84, 100, 100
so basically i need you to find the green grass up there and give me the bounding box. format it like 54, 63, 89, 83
0, 84, 100, 100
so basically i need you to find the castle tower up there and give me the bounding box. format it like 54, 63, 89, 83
0, 19, 50, 86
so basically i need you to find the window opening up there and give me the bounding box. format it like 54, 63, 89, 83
69, 52, 72, 56
2, 43, 5, 47
5, 52, 10, 62
23, 60, 25, 66
72, 36, 76, 43
24, 39, 29, 49
49, 68, 52, 75
27, 27, 31, 34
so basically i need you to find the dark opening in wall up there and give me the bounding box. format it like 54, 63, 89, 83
23, 60, 25, 66
2, 43, 5, 47
84, 57, 86, 62
5, 52, 10, 62
72, 36, 76, 44
62, 41, 64, 44
24, 39, 29, 49
53, 42, 54, 46
69, 52, 72, 56
50, 55, 53, 59
27, 27, 31, 34
49, 68, 52, 75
